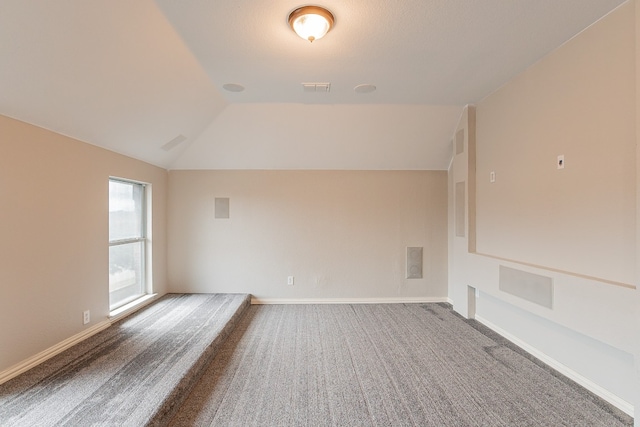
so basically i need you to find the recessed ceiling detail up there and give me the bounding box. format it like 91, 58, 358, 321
354, 84, 376, 94
222, 83, 245, 92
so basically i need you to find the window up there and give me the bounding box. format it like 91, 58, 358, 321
109, 178, 148, 310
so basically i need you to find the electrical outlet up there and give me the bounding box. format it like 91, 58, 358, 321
489, 171, 496, 183
287, 276, 294, 286
83, 310, 90, 325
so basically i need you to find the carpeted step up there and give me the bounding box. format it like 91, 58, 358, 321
0, 293, 251, 426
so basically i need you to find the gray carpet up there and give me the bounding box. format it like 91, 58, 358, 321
170, 303, 633, 427
0, 293, 250, 427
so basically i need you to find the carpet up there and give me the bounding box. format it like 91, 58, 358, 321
170, 303, 632, 426
0, 293, 250, 427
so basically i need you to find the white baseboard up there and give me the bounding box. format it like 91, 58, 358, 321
475, 315, 634, 418
0, 320, 111, 386
251, 297, 449, 305
0, 293, 162, 386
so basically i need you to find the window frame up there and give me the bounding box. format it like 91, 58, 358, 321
108, 177, 150, 311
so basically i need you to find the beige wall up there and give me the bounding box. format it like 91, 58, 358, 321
449, 1, 637, 412
0, 115, 168, 372
635, 0, 640, 424
170, 104, 462, 170
168, 170, 448, 301
475, 3, 635, 284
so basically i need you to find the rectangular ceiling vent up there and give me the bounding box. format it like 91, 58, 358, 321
161, 134, 187, 151
302, 82, 331, 93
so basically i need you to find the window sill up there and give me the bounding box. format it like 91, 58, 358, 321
109, 293, 158, 323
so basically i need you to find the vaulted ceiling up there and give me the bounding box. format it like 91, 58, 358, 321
0, 0, 626, 169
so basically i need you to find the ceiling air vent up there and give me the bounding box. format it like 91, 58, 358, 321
161, 134, 187, 151
302, 82, 331, 93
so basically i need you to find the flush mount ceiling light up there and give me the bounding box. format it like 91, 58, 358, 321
288, 6, 334, 43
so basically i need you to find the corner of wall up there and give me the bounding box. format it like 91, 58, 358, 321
634, 0, 640, 423
447, 104, 476, 318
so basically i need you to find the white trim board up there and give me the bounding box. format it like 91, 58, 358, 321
0, 320, 111, 386
251, 297, 449, 305
475, 315, 634, 418
109, 293, 159, 323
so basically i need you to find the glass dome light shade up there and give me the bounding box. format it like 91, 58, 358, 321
288, 6, 334, 42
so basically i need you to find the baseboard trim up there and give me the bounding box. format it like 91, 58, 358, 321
475, 315, 634, 417
0, 294, 163, 386
0, 320, 111, 386
251, 297, 449, 305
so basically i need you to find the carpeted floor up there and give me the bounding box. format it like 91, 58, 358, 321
0, 293, 250, 427
170, 303, 633, 427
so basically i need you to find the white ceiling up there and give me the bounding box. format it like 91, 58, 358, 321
0, 0, 626, 170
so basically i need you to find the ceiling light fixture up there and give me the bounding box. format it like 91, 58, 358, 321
288, 6, 334, 43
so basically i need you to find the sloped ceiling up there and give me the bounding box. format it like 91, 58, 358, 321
0, 0, 626, 170
0, 1, 227, 167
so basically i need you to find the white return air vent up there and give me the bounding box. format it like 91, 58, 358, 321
161, 134, 187, 152
302, 82, 331, 93
499, 266, 553, 308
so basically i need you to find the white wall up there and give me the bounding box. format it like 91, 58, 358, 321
448, 106, 477, 317
0, 115, 168, 373
449, 1, 638, 414
168, 170, 448, 302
